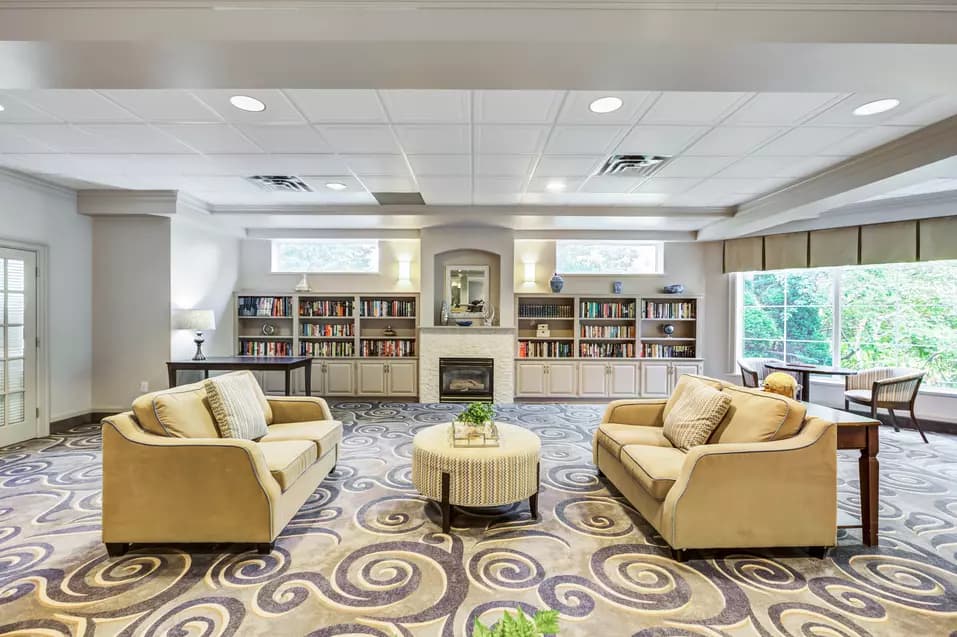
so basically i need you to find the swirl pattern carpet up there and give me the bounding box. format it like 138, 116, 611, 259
1, 401, 956, 636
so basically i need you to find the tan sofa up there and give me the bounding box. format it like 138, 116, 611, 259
594, 374, 837, 560
101, 374, 342, 556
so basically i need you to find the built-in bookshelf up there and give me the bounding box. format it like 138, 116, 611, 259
234, 293, 419, 360
515, 293, 701, 361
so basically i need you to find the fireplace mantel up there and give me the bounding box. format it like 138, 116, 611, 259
418, 328, 515, 403
419, 326, 515, 335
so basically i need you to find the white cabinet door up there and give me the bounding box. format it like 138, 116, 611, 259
325, 361, 355, 395
303, 361, 323, 395
609, 362, 639, 397
357, 362, 387, 395
516, 363, 547, 396
263, 371, 287, 395
547, 362, 578, 397
641, 362, 672, 398
578, 362, 608, 398
671, 362, 703, 391
387, 361, 417, 396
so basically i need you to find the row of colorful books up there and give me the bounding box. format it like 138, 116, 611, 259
644, 301, 696, 319
301, 341, 355, 357
580, 342, 636, 358
300, 299, 354, 317
359, 339, 416, 357
579, 301, 636, 319
517, 341, 573, 358
642, 344, 697, 358
580, 325, 635, 338
301, 323, 353, 337
360, 299, 416, 317
239, 340, 292, 356
518, 303, 574, 318
238, 296, 291, 317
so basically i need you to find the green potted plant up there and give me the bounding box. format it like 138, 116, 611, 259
457, 401, 494, 433
474, 608, 559, 636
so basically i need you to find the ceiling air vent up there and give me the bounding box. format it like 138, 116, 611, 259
596, 155, 671, 178
373, 192, 425, 205
246, 175, 313, 193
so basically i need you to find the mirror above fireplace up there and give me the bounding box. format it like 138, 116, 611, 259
445, 264, 489, 320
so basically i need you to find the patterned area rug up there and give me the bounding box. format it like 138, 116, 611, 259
1, 402, 956, 636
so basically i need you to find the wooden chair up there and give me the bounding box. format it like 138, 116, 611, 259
844, 367, 927, 443
738, 358, 803, 399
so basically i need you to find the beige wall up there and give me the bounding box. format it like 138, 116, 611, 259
93, 216, 171, 410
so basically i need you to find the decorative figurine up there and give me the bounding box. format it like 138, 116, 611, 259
550, 272, 565, 293
662, 284, 685, 294
662, 323, 676, 337
612, 281, 623, 294
295, 273, 311, 292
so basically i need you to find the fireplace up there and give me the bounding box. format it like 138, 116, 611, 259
439, 358, 494, 403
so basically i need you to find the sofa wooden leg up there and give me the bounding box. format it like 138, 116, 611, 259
105, 542, 129, 557
671, 548, 686, 562
808, 546, 829, 560
256, 542, 274, 555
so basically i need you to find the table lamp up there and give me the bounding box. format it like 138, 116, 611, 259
173, 310, 216, 360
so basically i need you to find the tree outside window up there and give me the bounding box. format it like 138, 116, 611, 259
271, 239, 379, 273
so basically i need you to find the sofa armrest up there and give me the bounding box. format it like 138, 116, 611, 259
600, 399, 668, 428
661, 417, 837, 549
101, 413, 281, 543
267, 396, 334, 423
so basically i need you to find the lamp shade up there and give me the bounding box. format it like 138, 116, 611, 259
172, 309, 215, 331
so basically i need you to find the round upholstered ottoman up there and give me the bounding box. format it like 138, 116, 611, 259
412, 422, 541, 533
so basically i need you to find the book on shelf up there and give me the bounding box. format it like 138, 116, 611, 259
518, 340, 573, 358
360, 299, 416, 318
643, 301, 696, 319
239, 340, 291, 356
360, 339, 416, 357
642, 343, 696, 358
299, 299, 354, 317
301, 323, 354, 337
580, 325, 635, 338
579, 300, 636, 319
238, 296, 291, 317
518, 303, 573, 318
301, 341, 355, 357
579, 342, 635, 358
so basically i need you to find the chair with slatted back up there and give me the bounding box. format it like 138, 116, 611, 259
844, 367, 927, 443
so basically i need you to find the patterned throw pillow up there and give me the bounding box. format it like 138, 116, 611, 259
204, 372, 269, 440
663, 380, 732, 451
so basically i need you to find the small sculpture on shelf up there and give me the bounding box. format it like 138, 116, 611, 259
383, 325, 396, 337
661, 323, 676, 337
440, 300, 450, 326
550, 272, 565, 293
294, 273, 311, 292
662, 284, 685, 294
612, 281, 623, 294
483, 302, 496, 326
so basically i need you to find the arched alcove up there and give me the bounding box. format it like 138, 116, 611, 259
432, 248, 501, 325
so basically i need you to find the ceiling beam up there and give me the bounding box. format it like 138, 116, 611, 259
206, 204, 732, 218
246, 228, 420, 240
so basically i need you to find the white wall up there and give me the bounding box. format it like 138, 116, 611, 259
170, 215, 241, 361
92, 215, 171, 410
0, 171, 93, 423
239, 238, 420, 294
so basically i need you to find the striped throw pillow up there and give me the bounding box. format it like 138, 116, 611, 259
204, 372, 269, 440
663, 380, 732, 451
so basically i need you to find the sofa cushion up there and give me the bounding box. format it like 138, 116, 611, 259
709, 385, 807, 444
260, 420, 343, 457
204, 372, 269, 440
663, 381, 732, 451
131, 381, 220, 438
259, 440, 318, 492
663, 374, 726, 420
620, 445, 686, 501
596, 423, 673, 459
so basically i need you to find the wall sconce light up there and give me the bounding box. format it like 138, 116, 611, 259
523, 261, 536, 285
397, 258, 412, 284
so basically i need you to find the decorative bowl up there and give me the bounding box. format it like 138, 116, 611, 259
662, 284, 685, 294
456, 320, 473, 327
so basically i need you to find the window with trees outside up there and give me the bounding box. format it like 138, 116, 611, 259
271, 239, 379, 273
739, 261, 957, 390
555, 240, 663, 275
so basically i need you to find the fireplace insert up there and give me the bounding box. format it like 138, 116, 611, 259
439, 357, 494, 403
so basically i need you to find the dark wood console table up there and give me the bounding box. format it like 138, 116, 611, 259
166, 356, 311, 396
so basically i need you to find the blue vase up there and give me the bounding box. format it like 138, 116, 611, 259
549, 273, 565, 293
612, 281, 623, 294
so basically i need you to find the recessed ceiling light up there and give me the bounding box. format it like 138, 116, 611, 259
229, 95, 266, 112
853, 98, 900, 116
589, 96, 623, 114
325, 182, 348, 191
545, 180, 567, 192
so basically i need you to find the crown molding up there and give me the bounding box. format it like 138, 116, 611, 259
0, 167, 76, 200
513, 229, 697, 242
245, 228, 421, 240
77, 189, 180, 217
207, 203, 732, 219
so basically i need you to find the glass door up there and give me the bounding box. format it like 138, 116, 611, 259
0, 247, 37, 447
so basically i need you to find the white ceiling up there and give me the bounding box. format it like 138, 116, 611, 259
2, 89, 955, 214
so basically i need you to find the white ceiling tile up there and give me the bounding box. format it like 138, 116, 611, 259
268, 154, 349, 174
299, 175, 365, 192
0, 126, 56, 152
283, 90, 386, 123
157, 124, 262, 154
808, 94, 933, 127
235, 124, 331, 153
207, 155, 283, 175
723, 93, 844, 125
883, 95, 957, 126
178, 176, 261, 193
580, 175, 644, 193
190, 90, 305, 123
342, 154, 410, 176
753, 127, 860, 156
12, 124, 111, 153
679, 178, 784, 203
394, 125, 470, 154
655, 156, 738, 178
0, 93, 63, 123
558, 91, 657, 124
475, 154, 535, 176
318, 125, 400, 154
130, 154, 219, 175
474, 91, 563, 124
526, 177, 585, 193
474, 191, 523, 205
684, 126, 786, 156
534, 155, 603, 177
416, 176, 471, 205
75, 124, 193, 153
717, 155, 841, 180
379, 90, 470, 123
474, 176, 524, 194
617, 125, 709, 156
782, 156, 845, 178
4, 90, 140, 122
474, 125, 548, 154
543, 192, 669, 206
544, 125, 626, 155
407, 154, 471, 176
641, 92, 752, 125
634, 177, 701, 195
819, 126, 919, 156
358, 175, 418, 192
99, 90, 221, 122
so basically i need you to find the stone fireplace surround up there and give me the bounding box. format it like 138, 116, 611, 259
418, 327, 515, 403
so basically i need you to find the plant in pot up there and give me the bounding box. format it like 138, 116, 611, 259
457, 401, 494, 434
474, 608, 559, 637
